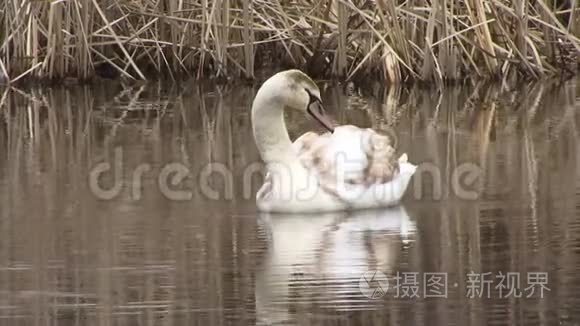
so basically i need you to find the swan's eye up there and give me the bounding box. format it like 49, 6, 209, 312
304, 89, 321, 105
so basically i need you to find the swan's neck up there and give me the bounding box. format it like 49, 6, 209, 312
252, 90, 295, 164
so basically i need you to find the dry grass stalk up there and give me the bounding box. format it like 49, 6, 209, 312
0, 0, 578, 83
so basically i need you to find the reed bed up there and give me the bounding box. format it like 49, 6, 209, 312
0, 0, 578, 84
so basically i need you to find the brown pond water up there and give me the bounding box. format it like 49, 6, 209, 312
0, 78, 579, 326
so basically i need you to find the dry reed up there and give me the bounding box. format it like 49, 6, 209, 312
0, 0, 578, 84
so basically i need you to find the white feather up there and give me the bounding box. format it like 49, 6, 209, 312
257, 125, 417, 212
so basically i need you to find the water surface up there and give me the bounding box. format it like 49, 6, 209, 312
0, 79, 579, 325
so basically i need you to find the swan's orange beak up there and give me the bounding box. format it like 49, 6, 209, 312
307, 101, 334, 133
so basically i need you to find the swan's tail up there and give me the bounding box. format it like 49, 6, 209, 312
398, 153, 417, 175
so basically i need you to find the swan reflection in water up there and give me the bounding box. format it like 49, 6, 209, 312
255, 206, 416, 325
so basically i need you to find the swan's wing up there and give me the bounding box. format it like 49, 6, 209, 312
293, 125, 400, 186
258, 126, 415, 209
256, 172, 272, 202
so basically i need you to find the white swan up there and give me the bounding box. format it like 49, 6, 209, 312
252, 69, 416, 212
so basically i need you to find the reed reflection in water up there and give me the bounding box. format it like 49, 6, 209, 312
0, 78, 579, 325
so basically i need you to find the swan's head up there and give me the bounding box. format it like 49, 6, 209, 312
265, 69, 334, 133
